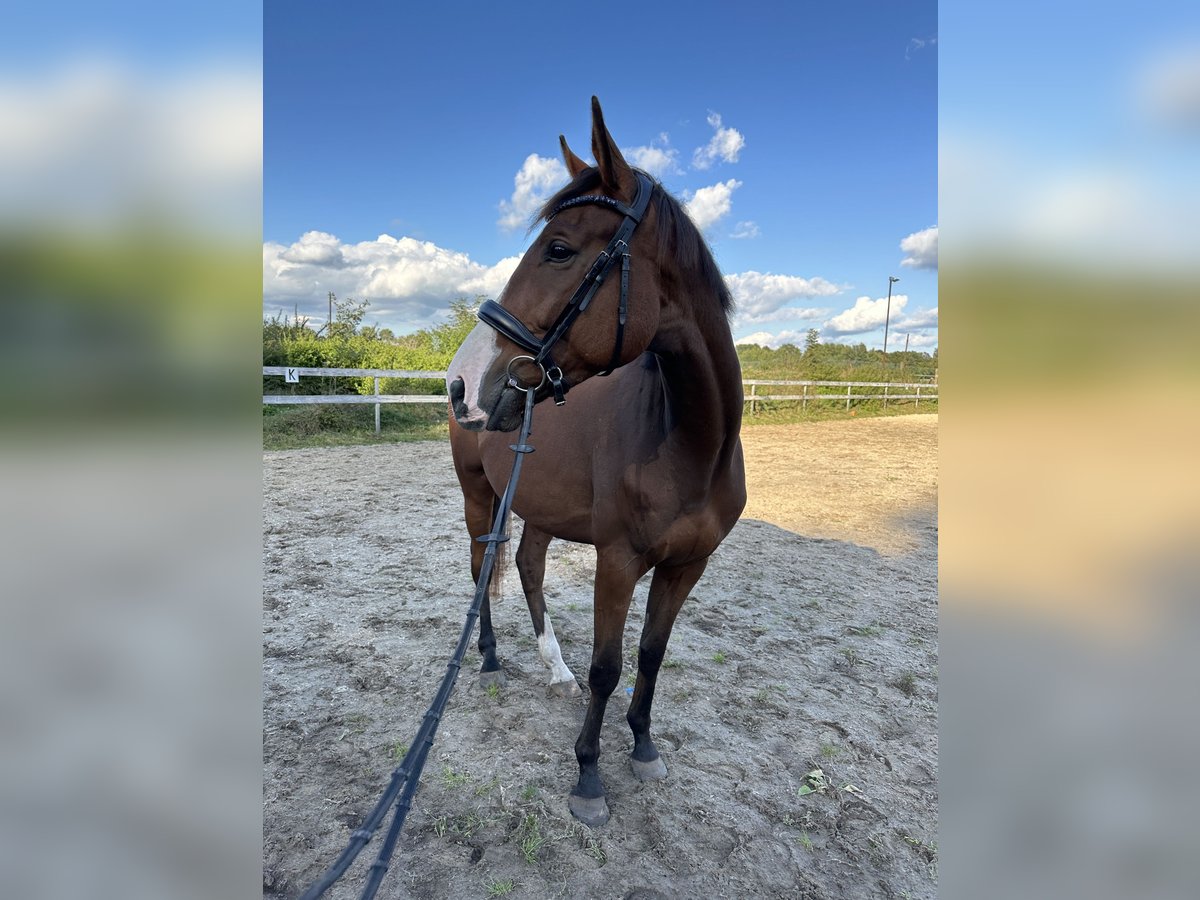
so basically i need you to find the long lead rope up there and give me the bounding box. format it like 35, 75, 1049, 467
298, 382, 538, 900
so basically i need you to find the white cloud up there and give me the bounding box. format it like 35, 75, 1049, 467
824, 294, 909, 335
735, 329, 818, 350
497, 153, 568, 231
730, 220, 760, 239
279, 230, 346, 267
624, 133, 682, 179
894, 306, 938, 330
263, 231, 521, 332
902, 333, 939, 350
900, 225, 938, 269
683, 179, 742, 231
906, 35, 938, 61
692, 112, 745, 170
725, 271, 840, 324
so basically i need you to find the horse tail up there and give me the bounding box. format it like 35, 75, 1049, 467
487, 493, 510, 604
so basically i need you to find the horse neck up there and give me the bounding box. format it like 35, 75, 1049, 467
648, 298, 743, 467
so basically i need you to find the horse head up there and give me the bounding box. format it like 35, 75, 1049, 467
448, 97, 663, 432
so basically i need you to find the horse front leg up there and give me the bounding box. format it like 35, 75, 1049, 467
626, 558, 709, 781
516, 524, 581, 697
461, 479, 505, 687
568, 548, 645, 827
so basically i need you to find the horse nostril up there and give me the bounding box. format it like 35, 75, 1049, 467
449, 377, 465, 404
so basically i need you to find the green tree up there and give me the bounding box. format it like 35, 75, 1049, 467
328, 294, 369, 339
804, 328, 820, 353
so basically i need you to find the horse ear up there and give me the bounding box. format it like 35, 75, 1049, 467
559, 135, 589, 179
589, 96, 636, 199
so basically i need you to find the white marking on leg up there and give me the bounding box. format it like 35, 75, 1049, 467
538, 611, 577, 687
447, 322, 501, 424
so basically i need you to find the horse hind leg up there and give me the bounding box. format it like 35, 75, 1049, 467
626, 557, 709, 782
516, 523, 580, 698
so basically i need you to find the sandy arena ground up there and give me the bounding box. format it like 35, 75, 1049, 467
263, 413, 938, 899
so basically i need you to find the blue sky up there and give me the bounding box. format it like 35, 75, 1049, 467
264, 1, 938, 350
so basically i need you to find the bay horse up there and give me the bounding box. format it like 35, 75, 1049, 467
447, 97, 746, 827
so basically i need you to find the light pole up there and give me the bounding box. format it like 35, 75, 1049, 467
883, 276, 899, 353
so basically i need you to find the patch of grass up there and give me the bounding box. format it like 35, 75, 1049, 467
262, 402, 448, 451
797, 831, 814, 852
712, 651, 727, 664
434, 811, 490, 839
751, 684, 787, 704
474, 776, 500, 798
485, 682, 501, 700
518, 814, 550, 865
819, 742, 841, 760
456, 812, 487, 838
338, 712, 370, 739
903, 834, 938, 878
586, 839, 606, 865
661, 658, 683, 670
893, 672, 918, 696
440, 765, 469, 789
520, 784, 538, 802
485, 877, 516, 896
569, 822, 607, 865
742, 399, 936, 428
846, 624, 883, 637
392, 742, 408, 762
839, 647, 860, 670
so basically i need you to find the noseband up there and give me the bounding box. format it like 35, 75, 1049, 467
477, 170, 655, 405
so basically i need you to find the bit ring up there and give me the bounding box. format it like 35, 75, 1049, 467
506, 355, 547, 393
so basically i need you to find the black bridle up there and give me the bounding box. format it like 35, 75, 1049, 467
477, 170, 655, 405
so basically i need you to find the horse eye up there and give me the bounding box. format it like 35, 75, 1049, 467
546, 242, 575, 263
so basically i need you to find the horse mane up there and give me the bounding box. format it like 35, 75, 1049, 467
535, 169, 735, 322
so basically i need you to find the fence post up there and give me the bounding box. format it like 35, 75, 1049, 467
883, 384, 889, 409
846, 384, 851, 411
750, 383, 757, 415
915, 385, 921, 409
803, 383, 807, 411
374, 377, 381, 433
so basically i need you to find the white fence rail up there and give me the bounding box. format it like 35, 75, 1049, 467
743, 379, 937, 412
263, 367, 447, 433
263, 367, 937, 432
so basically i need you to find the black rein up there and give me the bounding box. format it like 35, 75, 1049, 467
298, 385, 538, 900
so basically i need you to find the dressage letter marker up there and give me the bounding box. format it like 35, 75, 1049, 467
285, 367, 299, 383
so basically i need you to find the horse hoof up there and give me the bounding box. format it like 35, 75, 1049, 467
547, 678, 581, 699
479, 669, 506, 689
630, 754, 668, 781
568, 793, 610, 827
